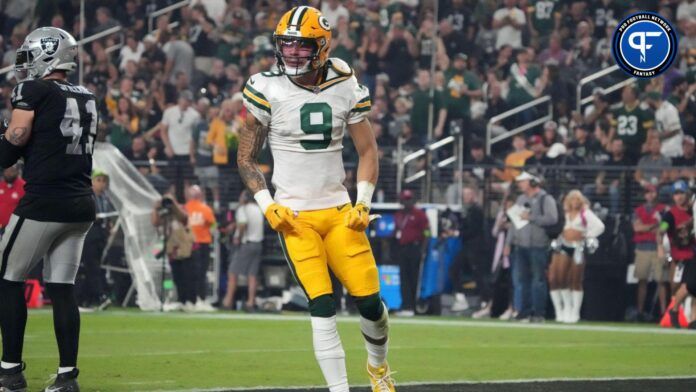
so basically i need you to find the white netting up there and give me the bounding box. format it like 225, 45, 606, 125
93, 142, 163, 310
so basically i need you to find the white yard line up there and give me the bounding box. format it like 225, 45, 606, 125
146, 375, 696, 392
84, 310, 696, 336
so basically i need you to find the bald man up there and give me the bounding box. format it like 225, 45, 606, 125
184, 185, 217, 311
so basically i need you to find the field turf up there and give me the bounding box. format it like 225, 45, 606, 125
17, 310, 696, 391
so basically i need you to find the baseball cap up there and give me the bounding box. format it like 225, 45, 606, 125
672, 180, 689, 194
92, 168, 109, 179
528, 135, 543, 145
546, 142, 567, 159
454, 53, 468, 61
515, 171, 539, 182
178, 90, 194, 102
399, 189, 414, 201
543, 120, 558, 130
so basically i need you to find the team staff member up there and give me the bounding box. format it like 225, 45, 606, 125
394, 189, 430, 317
658, 181, 695, 329
0, 165, 25, 238
184, 185, 216, 311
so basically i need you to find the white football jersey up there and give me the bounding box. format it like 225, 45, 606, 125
242, 58, 371, 211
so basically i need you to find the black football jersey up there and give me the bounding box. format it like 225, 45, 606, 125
10, 78, 97, 222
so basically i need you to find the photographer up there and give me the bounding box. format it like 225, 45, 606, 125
152, 189, 196, 310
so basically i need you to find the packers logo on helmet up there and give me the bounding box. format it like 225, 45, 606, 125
273, 6, 332, 76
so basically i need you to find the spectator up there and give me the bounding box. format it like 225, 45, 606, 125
645, 91, 684, 159
160, 90, 201, 200
671, 136, 696, 184
411, 69, 447, 140
440, 18, 467, 59
452, 185, 487, 314
444, 53, 482, 138
609, 85, 655, 164
524, 135, 554, 175
77, 170, 114, 309
635, 137, 672, 196
357, 24, 384, 94
162, 30, 195, 85
0, 164, 25, 237
184, 185, 217, 311
118, 0, 146, 36
321, 0, 350, 28
668, 76, 696, 137
379, 19, 417, 88
394, 190, 430, 316
189, 4, 218, 75
567, 124, 602, 164
507, 47, 547, 112
537, 36, 568, 66
489, 192, 516, 320
152, 190, 196, 310
584, 138, 630, 214
331, 16, 357, 65
548, 190, 605, 323
416, 16, 449, 70
499, 134, 533, 183
92, 7, 120, 35
658, 181, 696, 329
527, 0, 560, 42
191, 98, 221, 209
492, 0, 526, 50
107, 97, 141, 153
118, 31, 145, 71
222, 190, 265, 311
462, 138, 501, 186
505, 172, 558, 322
632, 185, 668, 321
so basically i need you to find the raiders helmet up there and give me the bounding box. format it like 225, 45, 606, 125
14, 27, 78, 82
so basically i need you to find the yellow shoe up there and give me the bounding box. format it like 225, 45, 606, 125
367, 362, 396, 391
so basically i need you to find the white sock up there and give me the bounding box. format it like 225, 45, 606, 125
549, 290, 563, 321
58, 366, 75, 374
360, 306, 389, 368
560, 289, 572, 322
571, 290, 584, 321
311, 316, 349, 392
1, 361, 20, 369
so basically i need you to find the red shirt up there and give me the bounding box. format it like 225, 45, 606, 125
664, 204, 695, 261
0, 178, 25, 227
394, 207, 429, 245
633, 203, 665, 244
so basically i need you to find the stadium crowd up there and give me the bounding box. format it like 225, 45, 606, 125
0, 0, 695, 323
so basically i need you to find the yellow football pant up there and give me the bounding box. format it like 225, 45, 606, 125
279, 204, 380, 300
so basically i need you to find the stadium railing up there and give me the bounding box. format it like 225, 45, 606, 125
147, 0, 192, 33
576, 64, 635, 114
485, 95, 553, 155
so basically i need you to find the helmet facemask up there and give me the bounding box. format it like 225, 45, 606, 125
274, 36, 321, 76
14, 47, 41, 82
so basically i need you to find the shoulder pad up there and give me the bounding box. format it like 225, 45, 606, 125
328, 58, 353, 77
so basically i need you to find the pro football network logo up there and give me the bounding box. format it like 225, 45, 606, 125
612, 12, 677, 78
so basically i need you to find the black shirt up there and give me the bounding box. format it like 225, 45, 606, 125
603, 155, 632, 183
10, 78, 97, 222
672, 155, 696, 167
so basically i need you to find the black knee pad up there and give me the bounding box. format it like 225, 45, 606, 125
308, 294, 336, 318
354, 293, 384, 321
45, 283, 75, 301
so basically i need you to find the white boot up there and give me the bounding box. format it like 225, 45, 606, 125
560, 289, 572, 323
550, 290, 564, 322
569, 290, 583, 323
451, 293, 469, 312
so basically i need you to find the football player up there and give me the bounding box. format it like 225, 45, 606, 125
0, 27, 97, 392
237, 6, 394, 392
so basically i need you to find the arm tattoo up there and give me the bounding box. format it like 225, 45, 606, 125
237, 115, 268, 194
7, 127, 29, 146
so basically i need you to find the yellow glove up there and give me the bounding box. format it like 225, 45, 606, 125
345, 203, 371, 231
264, 203, 300, 234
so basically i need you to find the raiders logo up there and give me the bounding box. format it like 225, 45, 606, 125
319, 16, 331, 31
40, 37, 60, 55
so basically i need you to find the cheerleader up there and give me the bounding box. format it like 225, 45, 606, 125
548, 190, 605, 323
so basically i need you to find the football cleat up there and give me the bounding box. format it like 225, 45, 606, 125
367, 362, 396, 392
45, 368, 80, 392
0, 363, 27, 392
